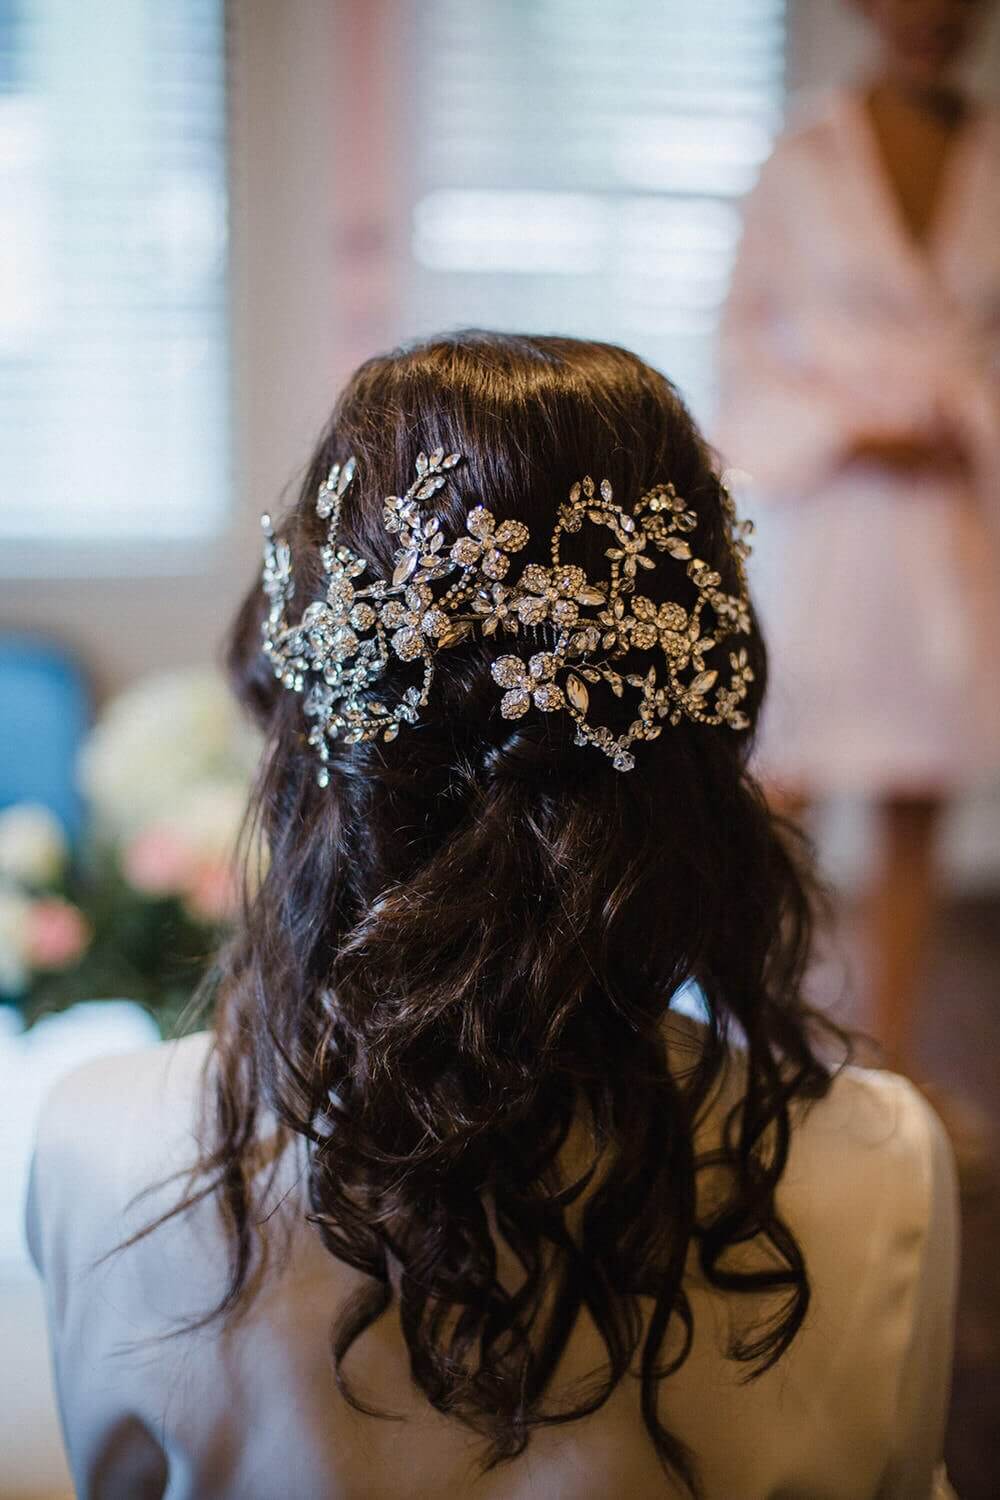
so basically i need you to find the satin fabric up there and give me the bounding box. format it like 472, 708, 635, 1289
717, 90, 1000, 793
27, 1021, 958, 1499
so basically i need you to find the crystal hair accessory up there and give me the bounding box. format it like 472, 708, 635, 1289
261, 449, 754, 783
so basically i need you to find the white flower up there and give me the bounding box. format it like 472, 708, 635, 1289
122, 778, 259, 911
0, 804, 67, 887
80, 668, 259, 839
170, 781, 249, 869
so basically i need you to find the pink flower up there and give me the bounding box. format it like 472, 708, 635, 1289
123, 827, 193, 896
25, 900, 91, 971
184, 861, 238, 925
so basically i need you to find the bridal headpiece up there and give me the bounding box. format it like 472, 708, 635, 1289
261, 450, 754, 784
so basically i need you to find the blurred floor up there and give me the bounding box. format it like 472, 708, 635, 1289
816, 895, 1000, 1500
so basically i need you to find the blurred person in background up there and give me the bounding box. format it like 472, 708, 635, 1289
717, 0, 1000, 1147
27, 334, 958, 1499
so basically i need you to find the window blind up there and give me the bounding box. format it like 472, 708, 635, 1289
402, 0, 785, 424
0, 0, 229, 546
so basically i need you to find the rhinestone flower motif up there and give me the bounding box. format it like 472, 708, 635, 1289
471, 581, 518, 636
380, 582, 447, 661
627, 596, 689, 651
260, 448, 755, 779
514, 564, 606, 628
450, 506, 529, 580
605, 527, 655, 580
491, 653, 565, 718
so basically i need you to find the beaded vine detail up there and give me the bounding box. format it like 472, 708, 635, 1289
261, 449, 754, 782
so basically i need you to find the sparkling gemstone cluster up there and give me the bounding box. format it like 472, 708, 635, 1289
261, 449, 754, 782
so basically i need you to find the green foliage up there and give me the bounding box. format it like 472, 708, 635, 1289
19, 853, 221, 1039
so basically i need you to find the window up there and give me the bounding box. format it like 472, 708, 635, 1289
0, 0, 229, 547
402, 0, 785, 426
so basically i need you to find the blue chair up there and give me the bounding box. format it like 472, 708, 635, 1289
0, 635, 90, 845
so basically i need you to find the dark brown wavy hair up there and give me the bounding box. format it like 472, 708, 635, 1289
170, 332, 842, 1497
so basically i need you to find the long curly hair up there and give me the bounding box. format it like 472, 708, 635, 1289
175, 332, 841, 1496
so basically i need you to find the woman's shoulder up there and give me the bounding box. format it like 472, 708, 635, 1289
788, 1067, 960, 1494
781, 1064, 959, 1297
33, 1026, 213, 1168
792, 1063, 955, 1194
30, 1023, 957, 1294
696, 1032, 958, 1260
26, 1029, 214, 1272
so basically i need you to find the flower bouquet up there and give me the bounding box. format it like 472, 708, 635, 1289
2, 669, 258, 1036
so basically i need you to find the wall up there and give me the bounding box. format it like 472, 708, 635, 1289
0, 0, 342, 698
2, 0, 998, 883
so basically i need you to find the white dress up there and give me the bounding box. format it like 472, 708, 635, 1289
716, 89, 1000, 793
27, 1024, 959, 1499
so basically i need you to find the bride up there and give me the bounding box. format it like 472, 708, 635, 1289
28, 332, 957, 1499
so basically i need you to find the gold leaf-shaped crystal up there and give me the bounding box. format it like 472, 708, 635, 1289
415, 476, 444, 500
690, 670, 718, 695
392, 553, 417, 586
600, 478, 613, 502
438, 619, 474, 648
666, 539, 692, 560
566, 673, 589, 713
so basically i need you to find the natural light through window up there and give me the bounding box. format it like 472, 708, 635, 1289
0, 0, 229, 547
404, 0, 785, 425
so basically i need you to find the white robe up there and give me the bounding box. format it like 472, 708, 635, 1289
717, 89, 1000, 792
27, 1025, 959, 1499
